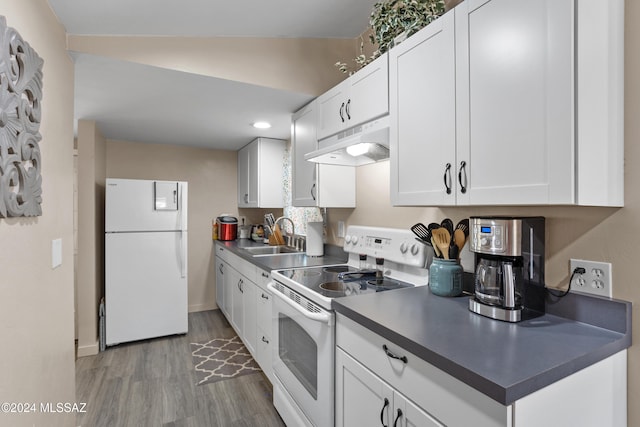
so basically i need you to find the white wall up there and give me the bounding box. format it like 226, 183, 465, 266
105, 139, 238, 312
76, 120, 106, 356
0, 1, 76, 426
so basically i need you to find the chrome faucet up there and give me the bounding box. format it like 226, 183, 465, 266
275, 216, 295, 245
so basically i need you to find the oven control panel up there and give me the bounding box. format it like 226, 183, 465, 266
343, 226, 427, 268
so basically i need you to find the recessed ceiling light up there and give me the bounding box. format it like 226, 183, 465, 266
253, 121, 271, 129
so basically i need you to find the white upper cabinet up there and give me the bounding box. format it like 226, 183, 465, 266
292, 100, 355, 207
237, 137, 286, 208
390, 9, 457, 206
317, 53, 389, 141
390, 0, 624, 206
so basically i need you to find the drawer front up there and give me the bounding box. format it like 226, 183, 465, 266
256, 326, 273, 383
215, 244, 229, 262
336, 314, 511, 427
257, 286, 272, 337
224, 250, 257, 283
257, 269, 271, 290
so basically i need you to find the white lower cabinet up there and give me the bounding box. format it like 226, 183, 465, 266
229, 267, 244, 335
336, 314, 626, 427
215, 258, 229, 318
242, 278, 257, 356
336, 348, 441, 427
255, 269, 274, 382
214, 244, 273, 382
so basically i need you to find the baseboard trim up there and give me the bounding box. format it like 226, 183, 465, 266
189, 302, 218, 313
77, 341, 99, 357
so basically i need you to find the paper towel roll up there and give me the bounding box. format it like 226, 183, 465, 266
306, 222, 324, 257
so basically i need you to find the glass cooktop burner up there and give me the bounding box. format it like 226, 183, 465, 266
277, 265, 414, 299
323, 265, 351, 273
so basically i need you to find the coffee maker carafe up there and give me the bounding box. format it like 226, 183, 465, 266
469, 217, 545, 322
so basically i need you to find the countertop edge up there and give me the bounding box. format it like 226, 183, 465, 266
333, 295, 632, 405
214, 239, 348, 271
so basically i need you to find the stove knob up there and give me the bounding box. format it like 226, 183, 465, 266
345, 235, 351, 244
400, 242, 408, 254
410, 243, 419, 255
351, 235, 359, 245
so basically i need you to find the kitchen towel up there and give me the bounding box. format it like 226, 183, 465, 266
306, 221, 324, 257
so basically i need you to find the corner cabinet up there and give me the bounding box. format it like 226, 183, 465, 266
291, 100, 355, 207
316, 53, 389, 141
390, 0, 624, 207
238, 137, 286, 208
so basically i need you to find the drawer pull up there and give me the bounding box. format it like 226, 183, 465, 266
261, 336, 269, 344
261, 293, 269, 300
262, 272, 269, 278
380, 397, 389, 427
393, 409, 403, 427
383, 344, 407, 364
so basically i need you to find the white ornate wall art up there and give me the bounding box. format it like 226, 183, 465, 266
0, 16, 44, 218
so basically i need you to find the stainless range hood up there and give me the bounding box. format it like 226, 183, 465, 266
304, 116, 390, 166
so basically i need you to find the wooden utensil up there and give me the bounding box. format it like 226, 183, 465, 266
273, 224, 285, 245
432, 228, 451, 260
431, 236, 442, 258
454, 228, 466, 254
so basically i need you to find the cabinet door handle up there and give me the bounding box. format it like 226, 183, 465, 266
311, 183, 317, 201
261, 293, 269, 300
443, 163, 452, 195
219, 264, 224, 275
380, 397, 389, 427
262, 272, 269, 278
238, 279, 243, 293
393, 409, 403, 427
383, 344, 408, 363
458, 160, 468, 194
339, 102, 345, 122
345, 99, 351, 120
244, 193, 248, 203
261, 336, 269, 344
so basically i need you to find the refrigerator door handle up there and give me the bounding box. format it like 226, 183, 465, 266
180, 230, 187, 278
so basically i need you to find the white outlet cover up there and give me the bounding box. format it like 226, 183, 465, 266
569, 259, 612, 298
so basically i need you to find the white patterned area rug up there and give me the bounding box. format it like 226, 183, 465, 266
191, 336, 261, 385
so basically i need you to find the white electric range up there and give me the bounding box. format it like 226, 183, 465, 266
268, 226, 430, 427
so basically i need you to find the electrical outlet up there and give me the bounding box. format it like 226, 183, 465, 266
337, 221, 345, 238
569, 259, 612, 298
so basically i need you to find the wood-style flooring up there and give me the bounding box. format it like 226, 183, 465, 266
75, 310, 286, 427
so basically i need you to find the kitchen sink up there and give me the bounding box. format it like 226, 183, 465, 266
242, 245, 303, 256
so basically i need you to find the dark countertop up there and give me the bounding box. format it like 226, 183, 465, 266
333, 286, 632, 405
215, 238, 347, 271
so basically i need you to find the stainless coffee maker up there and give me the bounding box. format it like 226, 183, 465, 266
469, 216, 546, 322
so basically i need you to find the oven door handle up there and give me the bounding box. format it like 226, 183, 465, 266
267, 282, 333, 325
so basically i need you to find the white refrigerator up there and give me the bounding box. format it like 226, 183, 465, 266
105, 178, 188, 346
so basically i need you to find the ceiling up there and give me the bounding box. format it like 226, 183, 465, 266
47, 0, 378, 150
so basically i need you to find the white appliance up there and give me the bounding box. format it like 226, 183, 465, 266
105, 178, 188, 346
268, 226, 429, 427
